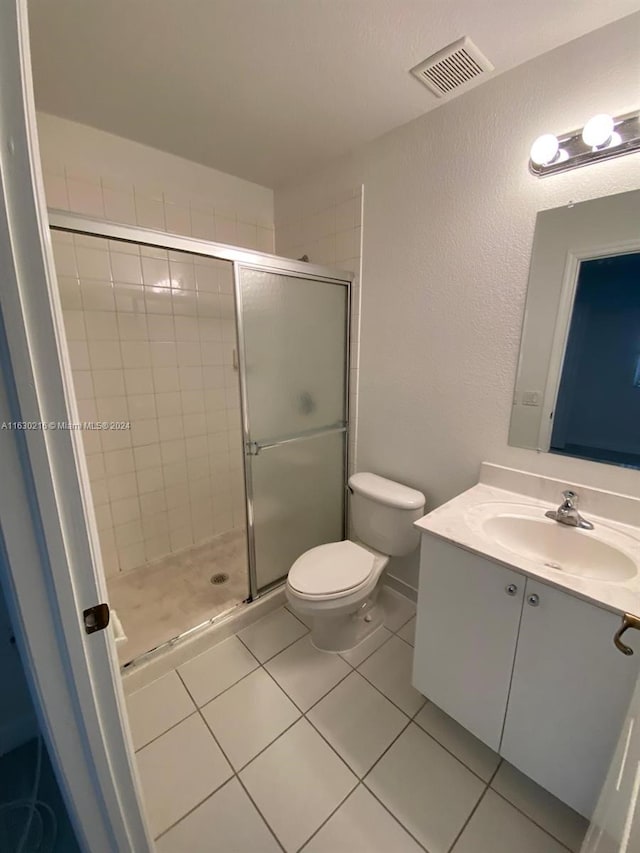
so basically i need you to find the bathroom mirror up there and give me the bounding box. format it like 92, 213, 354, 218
509, 189, 640, 469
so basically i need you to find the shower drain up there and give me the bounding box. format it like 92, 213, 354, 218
210, 572, 229, 585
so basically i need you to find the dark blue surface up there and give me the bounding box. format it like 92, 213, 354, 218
551, 251, 640, 469
0, 737, 81, 853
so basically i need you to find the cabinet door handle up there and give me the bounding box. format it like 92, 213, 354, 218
613, 613, 640, 656
527, 593, 540, 607
505, 584, 518, 596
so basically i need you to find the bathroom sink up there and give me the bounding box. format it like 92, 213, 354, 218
481, 513, 638, 582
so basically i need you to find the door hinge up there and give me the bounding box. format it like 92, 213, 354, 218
83, 603, 110, 635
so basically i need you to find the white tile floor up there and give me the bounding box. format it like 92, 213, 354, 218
127, 587, 588, 853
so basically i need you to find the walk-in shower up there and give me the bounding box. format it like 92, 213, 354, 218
48, 211, 351, 664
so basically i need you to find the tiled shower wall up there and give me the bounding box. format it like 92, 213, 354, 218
275, 186, 363, 473
52, 230, 245, 577
37, 114, 275, 577
37, 113, 275, 252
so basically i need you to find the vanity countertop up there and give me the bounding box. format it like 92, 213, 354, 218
415, 472, 640, 619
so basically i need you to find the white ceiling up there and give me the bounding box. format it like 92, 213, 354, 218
27, 0, 640, 188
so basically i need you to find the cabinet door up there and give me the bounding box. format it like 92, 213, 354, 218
501, 579, 640, 817
412, 535, 525, 751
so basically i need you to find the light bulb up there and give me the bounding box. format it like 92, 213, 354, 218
582, 114, 614, 148
530, 134, 560, 166
609, 131, 622, 148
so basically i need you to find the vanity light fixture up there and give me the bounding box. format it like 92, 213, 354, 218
529, 109, 640, 176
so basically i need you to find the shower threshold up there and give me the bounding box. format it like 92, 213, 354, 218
121, 599, 245, 671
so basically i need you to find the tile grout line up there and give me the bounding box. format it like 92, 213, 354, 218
305, 695, 411, 778
239, 620, 311, 667
282, 604, 312, 631
235, 631, 354, 716
234, 714, 303, 774
173, 667, 288, 853
352, 699, 439, 853
361, 784, 432, 853
294, 782, 359, 853
177, 656, 261, 708
152, 775, 237, 844
235, 629, 427, 851
165, 621, 275, 711
489, 787, 577, 853
195, 628, 370, 851
294, 687, 424, 852
359, 699, 427, 779
445, 762, 499, 853
133, 706, 200, 754
450, 759, 508, 853
338, 625, 394, 667
358, 720, 420, 823
237, 621, 421, 725
354, 663, 425, 719
410, 706, 501, 786
394, 632, 415, 649
351, 695, 504, 852
136, 602, 497, 853
271, 617, 420, 719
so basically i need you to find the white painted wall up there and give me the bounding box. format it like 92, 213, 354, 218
275, 13, 640, 591
37, 112, 274, 248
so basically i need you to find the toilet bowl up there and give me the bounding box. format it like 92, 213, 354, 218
286, 473, 425, 652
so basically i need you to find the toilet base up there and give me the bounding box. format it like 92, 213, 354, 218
308, 598, 384, 653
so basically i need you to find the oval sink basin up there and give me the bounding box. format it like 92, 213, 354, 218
482, 514, 637, 582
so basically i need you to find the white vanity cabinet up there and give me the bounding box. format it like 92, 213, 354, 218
412, 535, 525, 751
413, 533, 640, 817
500, 578, 639, 816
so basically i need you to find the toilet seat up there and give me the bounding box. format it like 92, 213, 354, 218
288, 540, 381, 599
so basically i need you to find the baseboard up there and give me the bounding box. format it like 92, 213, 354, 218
385, 573, 418, 603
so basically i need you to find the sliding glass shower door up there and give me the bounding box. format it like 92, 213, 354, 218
236, 267, 350, 594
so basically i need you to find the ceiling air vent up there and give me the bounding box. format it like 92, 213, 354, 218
410, 36, 494, 98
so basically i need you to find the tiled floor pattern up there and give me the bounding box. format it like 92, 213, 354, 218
127, 588, 588, 852
111, 527, 248, 664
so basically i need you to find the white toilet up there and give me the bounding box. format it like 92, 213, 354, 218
286, 472, 425, 652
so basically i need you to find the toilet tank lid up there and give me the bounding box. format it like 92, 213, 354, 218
348, 473, 425, 510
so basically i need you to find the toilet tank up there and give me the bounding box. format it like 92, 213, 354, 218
348, 473, 425, 556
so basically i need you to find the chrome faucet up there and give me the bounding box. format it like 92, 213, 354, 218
545, 490, 594, 530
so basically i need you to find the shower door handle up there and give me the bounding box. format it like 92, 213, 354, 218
245, 423, 347, 457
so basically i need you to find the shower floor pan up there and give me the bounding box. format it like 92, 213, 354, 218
108, 527, 249, 665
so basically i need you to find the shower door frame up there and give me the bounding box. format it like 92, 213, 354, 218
47, 209, 353, 602
234, 262, 351, 598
